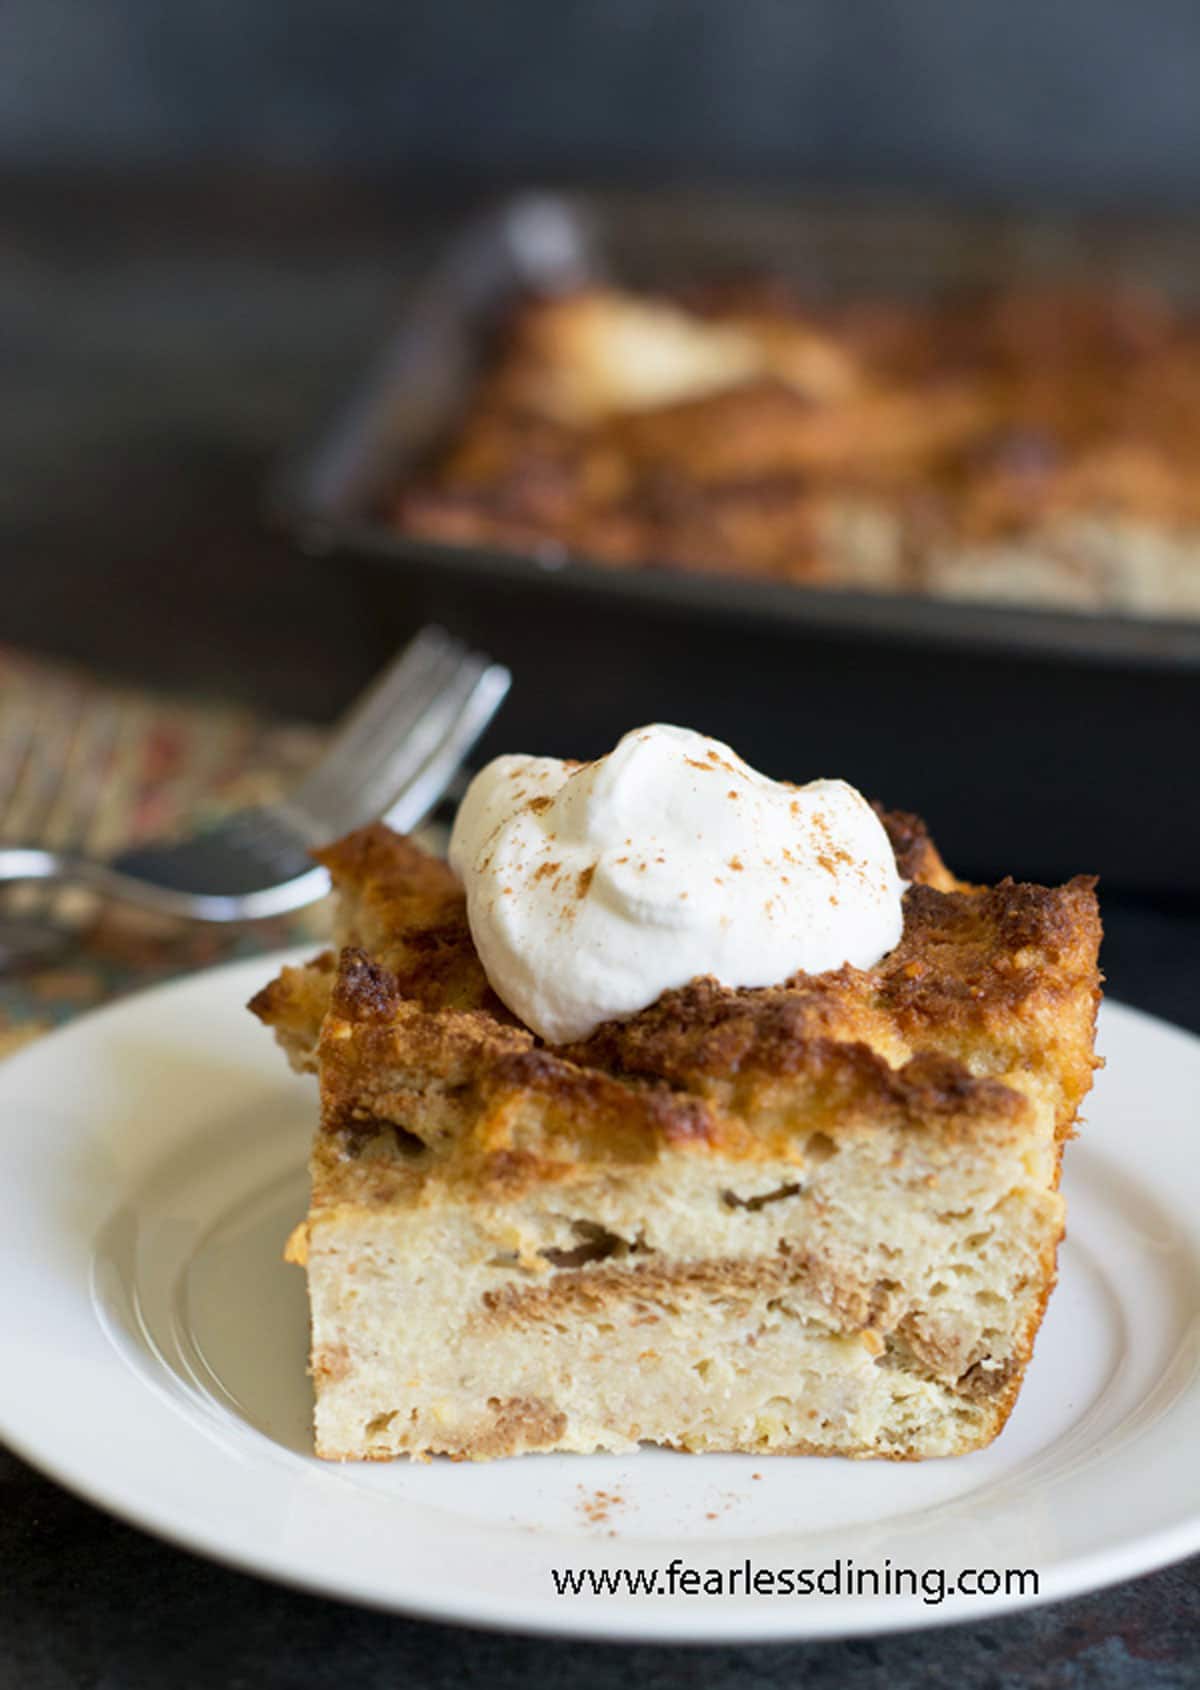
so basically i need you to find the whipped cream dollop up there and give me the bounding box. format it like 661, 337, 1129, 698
448, 724, 906, 1044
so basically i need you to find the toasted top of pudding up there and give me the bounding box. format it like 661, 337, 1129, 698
249, 813, 1101, 1204
391, 283, 1200, 618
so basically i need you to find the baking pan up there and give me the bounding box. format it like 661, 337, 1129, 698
270, 191, 1200, 893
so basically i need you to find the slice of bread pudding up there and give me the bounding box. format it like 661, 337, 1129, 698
250, 814, 1101, 1461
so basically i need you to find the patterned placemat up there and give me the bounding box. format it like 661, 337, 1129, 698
0, 646, 335, 1057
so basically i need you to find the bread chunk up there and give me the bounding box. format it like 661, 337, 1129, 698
250, 811, 1101, 1461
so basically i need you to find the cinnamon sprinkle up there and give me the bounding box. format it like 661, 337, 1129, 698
577, 1485, 627, 1527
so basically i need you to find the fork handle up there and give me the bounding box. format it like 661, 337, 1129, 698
0, 848, 80, 888
0, 847, 329, 923
0, 846, 184, 912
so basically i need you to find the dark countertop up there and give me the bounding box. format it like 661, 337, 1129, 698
2, 172, 1198, 1688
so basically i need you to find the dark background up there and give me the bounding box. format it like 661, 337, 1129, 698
3, 4, 1200, 1686
9, 0, 1200, 726
5, 0, 1200, 203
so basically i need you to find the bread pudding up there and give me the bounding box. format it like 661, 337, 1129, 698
250, 780, 1101, 1463
392, 283, 1200, 618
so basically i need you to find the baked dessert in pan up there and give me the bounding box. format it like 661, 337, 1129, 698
251, 810, 1101, 1462
392, 284, 1200, 618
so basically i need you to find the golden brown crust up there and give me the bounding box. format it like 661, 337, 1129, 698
563, 871, 1102, 1141
316, 826, 504, 1017
315, 973, 1040, 1208
246, 822, 507, 1071
251, 812, 1101, 1192
246, 949, 336, 1069
249, 804, 957, 1053
875, 804, 958, 891
391, 283, 1200, 611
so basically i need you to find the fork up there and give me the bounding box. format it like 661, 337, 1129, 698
0, 628, 508, 925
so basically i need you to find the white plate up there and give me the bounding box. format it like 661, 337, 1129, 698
0, 951, 1198, 1644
